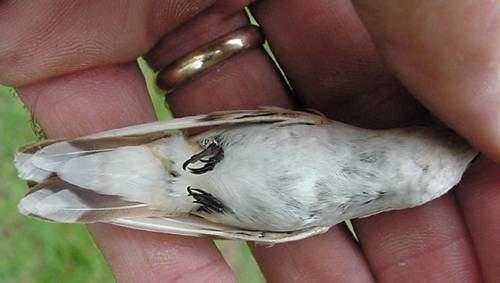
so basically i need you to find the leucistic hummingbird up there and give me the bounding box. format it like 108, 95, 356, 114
15, 108, 477, 243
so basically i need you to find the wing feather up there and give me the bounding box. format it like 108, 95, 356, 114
18, 178, 161, 223
112, 216, 330, 244
87, 107, 327, 139
14, 152, 53, 182
15, 134, 170, 182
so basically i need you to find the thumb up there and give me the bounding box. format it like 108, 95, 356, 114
353, 0, 500, 161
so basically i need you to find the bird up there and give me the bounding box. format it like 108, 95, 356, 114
14, 107, 478, 243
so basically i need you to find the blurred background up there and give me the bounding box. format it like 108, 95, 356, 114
0, 60, 265, 282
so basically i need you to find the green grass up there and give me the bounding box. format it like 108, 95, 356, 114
0, 63, 263, 282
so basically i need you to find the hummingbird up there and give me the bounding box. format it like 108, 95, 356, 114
14, 108, 477, 243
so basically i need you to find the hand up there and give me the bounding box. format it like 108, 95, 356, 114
2, 0, 499, 281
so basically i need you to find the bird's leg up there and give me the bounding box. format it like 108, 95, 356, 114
187, 186, 231, 214
182, 139, 224, 174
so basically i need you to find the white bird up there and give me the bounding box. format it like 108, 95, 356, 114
14, 108, 477, 243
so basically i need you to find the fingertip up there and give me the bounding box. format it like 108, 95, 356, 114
455, 158, 500, 282
88, 224, 236, 283
459, 108, 500, 163
353, 195, 481, 282
251, 225, 374, 282
353, 0, 500, 160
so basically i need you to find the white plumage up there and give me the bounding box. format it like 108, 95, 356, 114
14, 108, 477, 243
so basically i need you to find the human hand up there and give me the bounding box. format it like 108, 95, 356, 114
2, 0, 499, 282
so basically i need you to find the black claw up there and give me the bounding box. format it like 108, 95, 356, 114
183, 140, 224, 175
187, 186, 231, 214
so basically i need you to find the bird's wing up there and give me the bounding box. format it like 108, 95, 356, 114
112, 216, 330, 244
15, 133, 169, 182
16, 107, 325, 182
15, 107, 330, 242
86, 107, 328, 139
18, 177, 165, 223
19, 177, 329, 243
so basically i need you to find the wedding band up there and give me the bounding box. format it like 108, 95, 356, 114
156, 25, 265, 93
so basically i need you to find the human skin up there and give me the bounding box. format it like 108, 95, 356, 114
1, 0, 500, 282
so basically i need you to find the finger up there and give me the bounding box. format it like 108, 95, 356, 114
18, 63, 235, 282
145, 2, 254, 71
0, 0, 215, 87
146, 9, 374, 280
251, 0, 481, 280
456, 158, 500, 282
251, 225, 373, 282
353, 195, 481, 282
251, 0, 428, 129
353, 0, 500, 161
19, 63, 156, 138
89, 224, 235, 282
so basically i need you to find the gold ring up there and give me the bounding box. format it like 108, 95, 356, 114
156, 25, 265, 93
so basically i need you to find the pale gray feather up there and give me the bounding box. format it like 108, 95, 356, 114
18, 178, 160, 222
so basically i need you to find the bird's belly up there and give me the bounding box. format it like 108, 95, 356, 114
202, 129, 346, 231
195, 123, 476, 231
